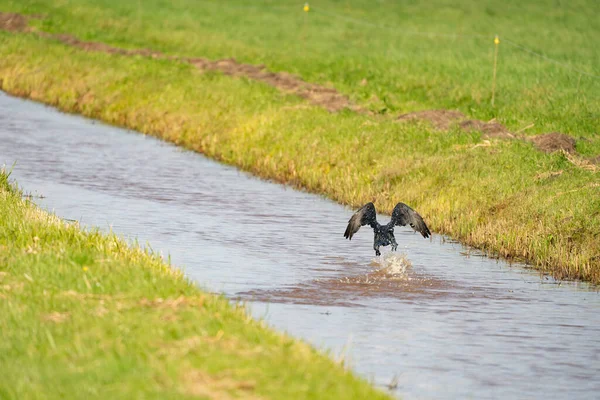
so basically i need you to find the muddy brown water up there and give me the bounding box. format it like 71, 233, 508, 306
1, 91, 599, 399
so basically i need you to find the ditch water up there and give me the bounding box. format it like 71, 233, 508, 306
1, 91, 599, 400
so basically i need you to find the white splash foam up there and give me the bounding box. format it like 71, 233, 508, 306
371, 252, 413, 278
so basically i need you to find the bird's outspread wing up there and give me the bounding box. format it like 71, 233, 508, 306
391, 202, 431, 238
344, 202, 377, 240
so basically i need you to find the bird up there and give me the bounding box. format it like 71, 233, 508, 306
344, 202, 431, 256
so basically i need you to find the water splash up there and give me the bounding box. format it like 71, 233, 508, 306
370, 252, 413, 279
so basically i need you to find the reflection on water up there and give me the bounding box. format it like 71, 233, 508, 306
1, 91, 599, 400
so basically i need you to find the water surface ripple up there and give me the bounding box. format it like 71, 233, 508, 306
1, 92, 599, 400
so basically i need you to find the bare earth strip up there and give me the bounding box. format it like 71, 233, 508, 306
0, 12, 356, 113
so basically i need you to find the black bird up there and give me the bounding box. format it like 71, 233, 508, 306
344, 202, 431, 256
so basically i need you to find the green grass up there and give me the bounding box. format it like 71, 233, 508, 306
0, 170, 392, 399
4, 0, 600, 145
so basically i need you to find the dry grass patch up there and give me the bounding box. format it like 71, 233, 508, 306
182, 369, 260, 400
42, 312, 70, 323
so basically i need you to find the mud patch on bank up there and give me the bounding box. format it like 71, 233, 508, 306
530, 132, 577, 154
0, 11, 356, 113
459, 119, 514, 139
527, 133, 600, 171
527, 134, 599, 172
49, 33, 163, 58
188, 57, 357, 112
396, 109, 515, 139
0, 12, 28, 32
397, 109, 466, 130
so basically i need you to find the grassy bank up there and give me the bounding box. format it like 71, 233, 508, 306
0, 170, 391, 399
3, 0, 600, 145
0, 0, 598, 283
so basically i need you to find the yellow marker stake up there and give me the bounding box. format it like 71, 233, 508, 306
491, 35, 500, 107
301, 3, 309, 43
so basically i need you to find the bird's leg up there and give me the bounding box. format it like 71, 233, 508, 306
374, 244, 381, 257
391, 234, 398, 252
